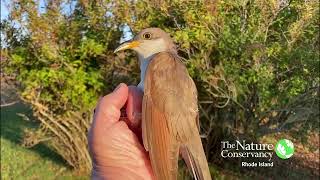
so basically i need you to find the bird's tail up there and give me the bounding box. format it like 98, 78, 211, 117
180, 135, 212, 180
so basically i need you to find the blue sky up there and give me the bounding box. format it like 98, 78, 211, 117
1, 0, 9, 20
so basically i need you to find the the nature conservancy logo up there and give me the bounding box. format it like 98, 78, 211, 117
221, 139, 295, 167
275, 139, 295, 159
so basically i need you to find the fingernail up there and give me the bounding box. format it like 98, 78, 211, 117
113, 83, 122, 92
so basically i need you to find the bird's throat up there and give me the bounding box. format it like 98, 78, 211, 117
137, 55, 153, 91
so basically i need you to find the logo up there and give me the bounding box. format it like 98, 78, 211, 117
275, 139, 294, 159
221, 140, 274, 167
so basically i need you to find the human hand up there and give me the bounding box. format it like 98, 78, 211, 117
88, 83, 154, 180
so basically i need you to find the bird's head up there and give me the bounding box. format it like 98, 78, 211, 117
114, 28, 176, 59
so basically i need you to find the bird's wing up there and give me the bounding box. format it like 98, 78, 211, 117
142, 52, 199, 180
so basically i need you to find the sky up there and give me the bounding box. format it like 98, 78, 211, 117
1, 0, 9, 20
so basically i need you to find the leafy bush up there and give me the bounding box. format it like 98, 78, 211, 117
2, 0, 319, 173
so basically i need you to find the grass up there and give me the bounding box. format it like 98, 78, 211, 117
1, 102, 89, 179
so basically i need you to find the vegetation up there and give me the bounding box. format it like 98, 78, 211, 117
1, 0, 319, 176
0, 101, 88, 179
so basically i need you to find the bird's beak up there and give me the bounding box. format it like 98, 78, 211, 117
114, 40, 140, 53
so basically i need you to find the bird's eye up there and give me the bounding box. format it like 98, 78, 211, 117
143, 33, 152, 39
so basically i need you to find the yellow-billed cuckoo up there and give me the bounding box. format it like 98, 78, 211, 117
114, 28, 212, 180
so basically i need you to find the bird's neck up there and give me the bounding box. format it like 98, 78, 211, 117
137, 54, 153, 91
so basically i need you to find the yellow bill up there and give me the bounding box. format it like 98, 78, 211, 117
114, 40, 140, 53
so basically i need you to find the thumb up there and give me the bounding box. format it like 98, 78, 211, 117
93, 83, 129, 130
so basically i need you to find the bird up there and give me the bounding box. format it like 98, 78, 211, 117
114, 28, 212, 180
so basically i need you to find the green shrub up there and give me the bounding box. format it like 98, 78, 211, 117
2, 0, 318, 173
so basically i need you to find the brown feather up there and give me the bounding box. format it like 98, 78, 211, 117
142, 52, 211, 180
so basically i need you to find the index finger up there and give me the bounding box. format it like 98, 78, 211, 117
123, 86, 143, 134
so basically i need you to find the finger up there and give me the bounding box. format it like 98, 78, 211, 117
126, 86, 143, 130
93, 83, 128, 131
